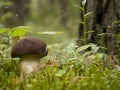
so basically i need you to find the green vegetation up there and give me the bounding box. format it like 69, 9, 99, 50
0, 0, 120, 90
0, 28, 120, 89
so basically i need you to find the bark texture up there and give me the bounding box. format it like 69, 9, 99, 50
78, 0, 120, 55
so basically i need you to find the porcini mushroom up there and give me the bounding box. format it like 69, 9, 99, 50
11, 38, 48, 75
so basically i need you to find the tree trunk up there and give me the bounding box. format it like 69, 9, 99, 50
78, 0, 120, 56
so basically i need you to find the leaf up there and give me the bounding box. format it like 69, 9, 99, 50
112, 21, 120, 25
86, 30, 94, 34
82, 0, 87, 6
97, 33, 106, 36
25, 30, 33, 33
8, 26, 32, 36
73, 4, 84, 11
8, 29, 25, 36
85, 12, 93, 17
97, 54, 104, 59
83, 51, 92, 57
0, 44, 7, 48
55, 70, 66, 77
13, 26, 32, 31
37, 31, 63, 35
76, 44, 91, 52
91, 44, 99, 54
97, 33, 113, 36
0, 28, 10, 34
12, 57, 20, 61
77, 20, 85, 25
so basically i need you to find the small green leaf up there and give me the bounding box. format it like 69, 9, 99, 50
112, 21, 120, 25
76, 44, 91, 52
98, 54, 104, 59
12, 57, 20, 61
73, 4, 84, 11
82, 0, 87, 6
77, 20, 85, 25
87, 30, 94, 34
37, 31, 63, 35
0, 44, 7, 48
85, 12, 93, 17
55, 70, 66, 77
25, 30, 33, 33
0, 28, 10, 34
83, 51, 92, 57
97, 33, 113, 36
91, 44, 99, 54
8, 29, 25, 36
8, 26, 32, 36
13, 26, 32, 31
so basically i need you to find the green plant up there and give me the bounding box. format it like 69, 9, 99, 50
116, 32, 120, 64
0, 39, 120, 89
0, 26, 32, 72
74, 0, 93, 45
0, 26, 33, 89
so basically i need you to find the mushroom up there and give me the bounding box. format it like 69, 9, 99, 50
11, 38, 48, 75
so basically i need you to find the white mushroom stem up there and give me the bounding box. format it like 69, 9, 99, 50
19, 55, 41, 75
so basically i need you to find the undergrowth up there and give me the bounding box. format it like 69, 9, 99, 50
0, 40, 120, 90
0, 1, 120, 89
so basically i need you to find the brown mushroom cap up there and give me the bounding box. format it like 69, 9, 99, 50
11, 38, 48, 58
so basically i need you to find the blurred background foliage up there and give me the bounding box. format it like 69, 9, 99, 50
0, 1, 120, 89
0, 0, 80, 44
